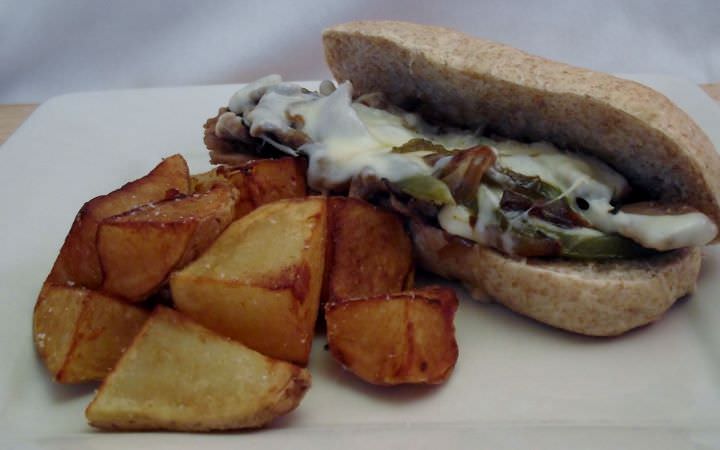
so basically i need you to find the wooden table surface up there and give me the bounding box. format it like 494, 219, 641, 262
1, 84, 719, 145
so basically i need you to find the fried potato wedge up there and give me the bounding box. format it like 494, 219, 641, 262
237, 157, 307, 207
192, 158, 307, 218
325, 286, 459, 385
33, 283, 149, 383
190, 166, 234, 193
48, 155, 191, 289
97, 184, 236, 302
324, 197, 414, 304
171, 197, 327, 365
86, 307, 311, 431
209, 165, 256, 217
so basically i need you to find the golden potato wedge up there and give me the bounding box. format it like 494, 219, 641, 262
33, 283, 149, 383
219, 165, 256, 217
97, 184, 236, 302
324, 197, 414, 304
171, 197, 327, 365
48, 155, 191, 289
86, 307, 311, 431
225, 157, 307, 217
191, 158, 306, 219
325, 286, 459, 385
238, 157, 307, 207
190, 166, 233, 193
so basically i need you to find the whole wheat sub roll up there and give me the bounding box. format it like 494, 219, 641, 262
323, 21, 718, 335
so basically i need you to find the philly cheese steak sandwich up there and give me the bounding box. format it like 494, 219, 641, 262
203, 21, 720, 336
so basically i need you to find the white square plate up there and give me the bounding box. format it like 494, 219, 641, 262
1, 76, 719, 449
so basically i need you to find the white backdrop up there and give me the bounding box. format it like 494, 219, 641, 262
1, 0, 719, 104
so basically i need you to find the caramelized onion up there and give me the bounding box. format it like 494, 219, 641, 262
500, 190, 590, 229
435, 146, 496, 208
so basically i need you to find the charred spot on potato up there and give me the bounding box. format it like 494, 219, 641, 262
292, 263, 311, 304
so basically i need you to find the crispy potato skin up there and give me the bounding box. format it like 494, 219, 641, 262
48, 155, 190, 289
325, 286, 459, 385
85, 307, 311, 431
34, 156, 324, 428
34, 150, 461, 430
97, 184, 237, 302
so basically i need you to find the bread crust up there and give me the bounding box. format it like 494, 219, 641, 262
322, 21, 714, 335
323, 21, 720, 233
411, 221, 701, 336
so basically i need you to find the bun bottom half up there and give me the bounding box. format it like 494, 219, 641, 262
410, 221, 701, 336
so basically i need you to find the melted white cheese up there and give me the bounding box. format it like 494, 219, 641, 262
289, 82, 431, 187
229, 74, 284, 114
227, 76, 718, 251
583, 199, 717, 250
439, 185, 519, 253
492, 140, 630, 201
622, 212, 717, 250
439, 185, 501, 238
486, 139, 716, 250
437, 204, 474, 241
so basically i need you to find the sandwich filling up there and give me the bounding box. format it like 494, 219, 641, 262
215, 75, 717, 258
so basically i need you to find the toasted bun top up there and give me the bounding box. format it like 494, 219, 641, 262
323, 21, 720, 233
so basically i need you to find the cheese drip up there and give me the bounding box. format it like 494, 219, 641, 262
227, 76, 717, 251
